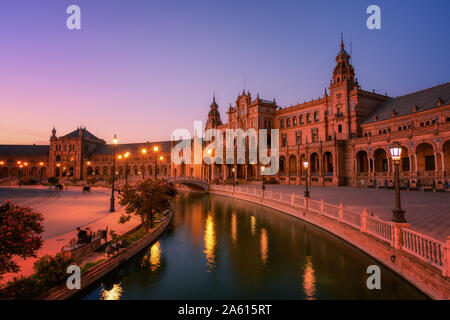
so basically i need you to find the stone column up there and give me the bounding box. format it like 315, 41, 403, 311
391, 222, 411, 250
361, 208, 369, 233
443, 236, 450, 277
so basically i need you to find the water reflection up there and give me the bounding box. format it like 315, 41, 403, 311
101, 283, 123, 300
302, 256, 316, 300
260, 228, 269, 265
203, 212, 216, 271
231, 211, 237, 244
80, 193, 428, 300
250, 215, 256, 235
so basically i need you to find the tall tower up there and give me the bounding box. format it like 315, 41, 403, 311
329, 35, 358, 140
205, 94, 222, 130
331, 35, 355, 88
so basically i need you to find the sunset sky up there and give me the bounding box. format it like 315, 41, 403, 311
0, 0, 449, 145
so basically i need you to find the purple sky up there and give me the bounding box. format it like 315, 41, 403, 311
0, 0, 449, 145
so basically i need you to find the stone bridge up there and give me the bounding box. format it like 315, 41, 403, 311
167, 176, 209, 192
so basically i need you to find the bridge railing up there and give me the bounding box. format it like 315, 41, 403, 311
209, 184, 450, 277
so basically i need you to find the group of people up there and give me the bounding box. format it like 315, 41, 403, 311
76, 227, 93, 244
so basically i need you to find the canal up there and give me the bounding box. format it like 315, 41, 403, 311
79, 192, 427, 300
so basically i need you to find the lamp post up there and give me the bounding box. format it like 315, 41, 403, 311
141, 148, 147, 180
261, 166, 266, 191
110, 134, 118, 212
153, 146, 159, 179
124, 152, 130, 187
232, 167, 236, 186
390, 142, 407, 223
39, 162, 44, 184
303, 160, 310, 198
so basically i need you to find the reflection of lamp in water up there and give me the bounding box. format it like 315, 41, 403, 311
260, 228, 268, 265
250, 216, 256, 235
302, 256, 316, 300
203, 213, 216, 270
101, 283, 123, 300
231, 212, 237, 244
149, 241, 161, 272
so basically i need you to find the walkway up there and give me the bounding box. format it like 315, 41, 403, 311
0, 186, 140, 285
238, 183, 450, 241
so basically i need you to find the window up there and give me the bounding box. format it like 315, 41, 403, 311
425, 156, 435, 171
281, 135, 287, 147
300, 115, 304, 124
306, 113, 312, 123
280, 119, 284, 129
338, 125, 342, 133
296, 132, 302, 145
402, 157, 410, 171
293, 116, 297, 126
311, 128, 318, 142
314, 112, 319, 122
286, 118, 291, 128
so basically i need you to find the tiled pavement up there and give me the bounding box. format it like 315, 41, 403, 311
239, 183, 450, 242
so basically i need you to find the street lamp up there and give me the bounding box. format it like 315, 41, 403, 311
110, 134, 118, 212
390, 142, 406, 223
303, 160, 310, 198
261, 166, 266, 191
39, 162, 44, 184
153, 146, 159, 179
232, 167, 236, 186
141, 148, 147, 179
124, 152, 130, 187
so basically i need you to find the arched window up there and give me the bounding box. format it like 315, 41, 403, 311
314, 112, 319, 122
300, 115, 304, 124
306, 113, 311, 123
280, 119, 284, 129
293, 116, 297, 126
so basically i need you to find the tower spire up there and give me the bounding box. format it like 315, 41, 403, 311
340, 33, 344, 49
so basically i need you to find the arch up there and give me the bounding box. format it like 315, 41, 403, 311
323, 152, 333, 174
87, 166, 93, 176
31, 167, 38, 177
56, 155, 61, 162
299, 154, 306, 176
416, 142, 435, 172
133, 165, 139, 176
94, 166, 100, 175
102, 166, 109, 177
374, 148, 388, 172
310, 153, 319, 174
400, 146, 410, 171
443, 140, 450, 175
40, 167, 47, 178
247, 165, 256, 179
356, 150, 368, 173
279, 156, 286, 176
0, 167, 8, 178
289, 155, 297, 176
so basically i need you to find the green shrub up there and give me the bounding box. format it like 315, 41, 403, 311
33, 253, 74, 288
0, 276, 44, 300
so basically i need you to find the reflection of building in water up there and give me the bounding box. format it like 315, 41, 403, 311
203, 213, 216, 271
101, 283, 123, 300
260, 228, 269, 265
149, 241, 161, 272
231, 211, 237, 244
302, 256, 316, 300
250, 216, 256, 236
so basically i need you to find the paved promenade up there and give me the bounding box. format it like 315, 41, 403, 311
239, 183, 450, 242
0, 186, 140, 285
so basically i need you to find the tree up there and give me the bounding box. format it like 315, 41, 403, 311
0, 201, 44, 278
119, 179, 177, 229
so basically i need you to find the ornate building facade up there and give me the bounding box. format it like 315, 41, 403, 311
1, 39, 449, 189
173, 39, 450, 189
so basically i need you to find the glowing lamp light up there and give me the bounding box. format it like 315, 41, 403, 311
39, 162, 44, 166
19, 165, 23, 168
390, 142, 402, 162
153, 146, 159, 152
112, 134, 118, 145
124, 152, 130, 158
303, 160, 309, 169
159, 156, 164, 161
142, 148, 147, 154
0, 161, 4, 165
24, 162, 28, 166
87, 161, 91, 165
207, 149, 212, 155
118, 155, 122, 160
17, 161, 21, 165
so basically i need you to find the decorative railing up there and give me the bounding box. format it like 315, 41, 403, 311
401, 228, 444, 269
209, 184, 449, 276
